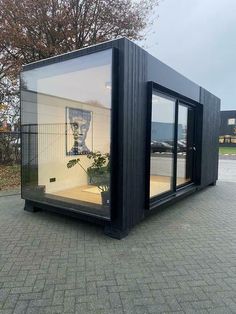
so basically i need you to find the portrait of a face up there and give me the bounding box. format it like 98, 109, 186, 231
66, 108, 92, 155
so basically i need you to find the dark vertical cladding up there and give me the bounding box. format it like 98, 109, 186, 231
147, 55, 200, 103
106, 38, 148, 236
122, 39, 148, 229
200, 88, 220, 186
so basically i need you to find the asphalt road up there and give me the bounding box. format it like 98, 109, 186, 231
218, 157, 236, 182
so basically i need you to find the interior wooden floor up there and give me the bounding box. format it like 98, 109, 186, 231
50, 175, 189, 205
52, 185, 102, 205
150, 175, 188, 197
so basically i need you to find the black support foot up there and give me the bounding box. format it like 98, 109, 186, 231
104, 225, 129, 239
24, 200, 41, 212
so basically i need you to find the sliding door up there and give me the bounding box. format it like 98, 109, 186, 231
176, 104, 195, 187
149, 88, 196, 204
150, 92, 175, 198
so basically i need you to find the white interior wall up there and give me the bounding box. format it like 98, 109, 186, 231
37, 93, 111, 193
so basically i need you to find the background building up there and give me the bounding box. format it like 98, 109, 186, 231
219, 110, 236, 146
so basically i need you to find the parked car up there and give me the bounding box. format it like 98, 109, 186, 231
164, 139, 186, 153
151, 140, 173, 153
177, 140, 186, 152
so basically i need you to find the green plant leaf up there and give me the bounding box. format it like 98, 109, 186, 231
67, 158, 80, 168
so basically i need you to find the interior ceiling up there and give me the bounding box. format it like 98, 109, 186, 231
37, 65, 111, 109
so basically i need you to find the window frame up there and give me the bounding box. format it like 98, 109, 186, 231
145, 82, 199, 210
20, 47, 119, 221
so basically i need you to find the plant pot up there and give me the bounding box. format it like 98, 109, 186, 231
87, 167, 109, 185
101, 191, 110, 207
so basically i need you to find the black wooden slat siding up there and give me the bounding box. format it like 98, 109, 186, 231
122, 40, 148, 230
200, 88, 221, 186
147, 55, 200, 103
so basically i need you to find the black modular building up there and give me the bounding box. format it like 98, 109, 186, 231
20, 37, 220, 238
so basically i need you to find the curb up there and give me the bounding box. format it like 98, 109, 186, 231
0, 189, 20, 197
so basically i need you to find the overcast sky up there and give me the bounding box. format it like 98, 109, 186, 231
144, 0, 236, 110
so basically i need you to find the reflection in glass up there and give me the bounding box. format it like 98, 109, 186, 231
150, 93, 175, 198
21, 49, 112, 219
177, 104, 193, 186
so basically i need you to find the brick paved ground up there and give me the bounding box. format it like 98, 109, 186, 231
218, 158, 236, 182
0, 164, 236, 313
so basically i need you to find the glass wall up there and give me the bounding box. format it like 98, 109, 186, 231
150, 93, 175, 198
21, 49, 112, 219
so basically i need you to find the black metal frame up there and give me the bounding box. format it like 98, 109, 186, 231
145, 81, 199, 210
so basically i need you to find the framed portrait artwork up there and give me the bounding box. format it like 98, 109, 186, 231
66, 107, 93, 155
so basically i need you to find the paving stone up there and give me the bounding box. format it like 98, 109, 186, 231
2, 294, 19, 310
0, 180, 236, 313
0, 289, 10, 303
12, 300, 29, 314
63, 296, 75, 313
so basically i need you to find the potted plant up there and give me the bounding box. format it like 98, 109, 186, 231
67, 151, 110, 206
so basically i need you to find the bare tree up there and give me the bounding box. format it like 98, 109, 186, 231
0, 77, 20, 163
0, 0, 158, 77
0, 0, 158, 166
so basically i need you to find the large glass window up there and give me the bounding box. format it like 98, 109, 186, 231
21, 49, 112, 219
150, 93, 175, 198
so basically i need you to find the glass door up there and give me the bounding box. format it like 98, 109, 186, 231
149, 89, 196, 204
149, 92, 176, 198
176, 103, 195, 188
